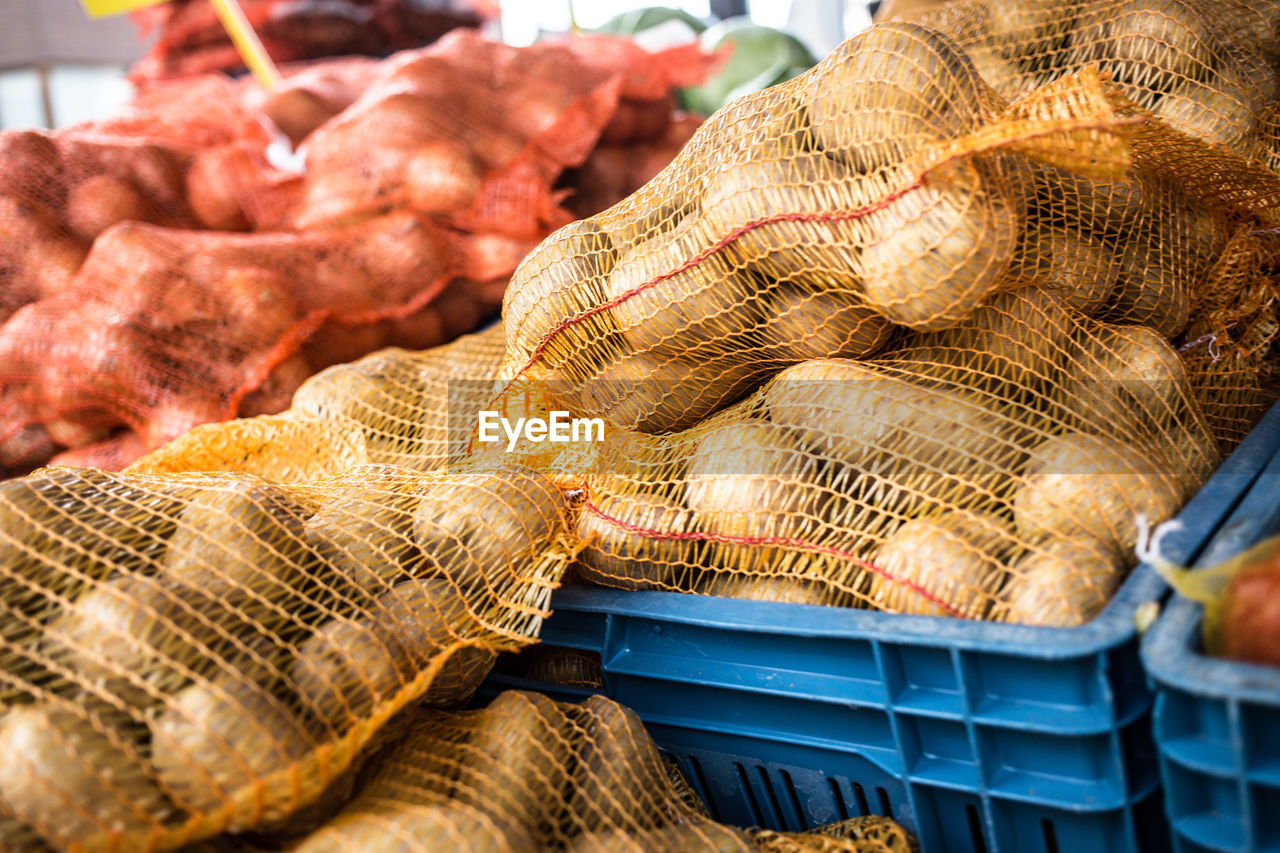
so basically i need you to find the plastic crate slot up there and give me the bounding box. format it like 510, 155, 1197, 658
876, 785, 893, 817
735, 762, 766, 825
852, 781, 872, 816
828, 777, 851, 822
755, 765, 789, 831
779, 769, 807, 829
1041, 818, 1060, 853
966, 803, 989, 853
685, 754, 722, 822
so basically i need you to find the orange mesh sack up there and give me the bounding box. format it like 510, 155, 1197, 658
282, 689, 915, 852
127, 322, 508, 481
0, 32, 713, 477
492, 9, 1280, 628
127, 0, 496, 84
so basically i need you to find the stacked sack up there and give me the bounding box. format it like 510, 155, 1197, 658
2, 1, 1280, 847
0, 30, 713, 476
127, 0, 496, 83
499, 2, 1280, 626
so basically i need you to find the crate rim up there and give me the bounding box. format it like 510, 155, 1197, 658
1142, 403, 1280, 707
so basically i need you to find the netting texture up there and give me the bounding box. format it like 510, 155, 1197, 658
3, 2, 1280, 848
494, 5, 1280, 626
0, 31, 711, 476
127, 0, 497, 83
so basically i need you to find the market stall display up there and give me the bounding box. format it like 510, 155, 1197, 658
127, 0, 498, 83
0, 30, 714, 477
2, 0, 1280, 849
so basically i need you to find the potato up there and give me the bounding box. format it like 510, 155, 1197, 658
1014, 432, 1183, 551
901, 284, 1076, 392
698, 152, 863, 289
571, 695, 679, 831
967, 46, 1036, 99
1170, 421, 1222, 492
0, 467, 182, 595
0, 812, 54, 853
43, 575, 269, 699
576, 491, 692, 591
185, 146, 252, 231
997, 537, 1123, 627
605, 217, 764, 356
461, 233, 539, 284
807, 21, 986, 173
1010, 224, 1120, 315
347, 212, 453, 298
292, 578, 488, 730
504, 220, 618, 361
414, 466, 564, 593
293, 356, 425, 458
294, 801, 531, 853
261, 85, 343, 146
150, 676, 313, 830
1055, 322, 1191, 431
579, 352, 764, 434
760, 287, 892, 363
1070, 0, 1215, 91
520, 646, 603, 689
66, 175, 151, 241
870, 509, 1011, 618
296, 327, 506, 470
1155, 75, 1258, 149
1034, 166, 1147, 237
454, 690, 575, 830
857, 160, 1019, 330
984, 0, 1077, 61
679, 85, 814, 192
405, 138, 485, 215
696, 571, 850, 607
767, 359, 1029, 510
164, 476, 314, 608
0, 704, 173, 847
685, 418, 824, 541
304, 467, 426, 598
1107, 237, 1192, 338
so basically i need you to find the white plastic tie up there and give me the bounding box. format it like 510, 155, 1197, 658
1179, 333, 1221, 362
1135, 514, 1184, 583
260, 116, 307, 175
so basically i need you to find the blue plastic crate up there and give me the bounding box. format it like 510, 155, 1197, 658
483, 401, 1280, 853
1143, 428, 1280, 853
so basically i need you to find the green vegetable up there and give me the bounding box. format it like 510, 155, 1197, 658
598, 7, 707, 37
680, 17, 818, 115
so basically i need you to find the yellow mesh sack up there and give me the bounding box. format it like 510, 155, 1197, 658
488, 7, 1280, 628
0, 460, 570, 850
127, 323, 507, 481
281, 690, 914, 852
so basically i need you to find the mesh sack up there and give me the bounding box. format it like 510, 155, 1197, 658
0, 211, 464, 472
490, 11, 1280, 627
277, 689, 913, 852
0, 456, 572, 849
127, 323, 507, 480
127, 0, 496, 84
885, 0, 1280, 157
286, 30, 717, 234
0, 31, 711, 477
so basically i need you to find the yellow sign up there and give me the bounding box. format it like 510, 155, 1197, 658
78, 0, 169, 19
